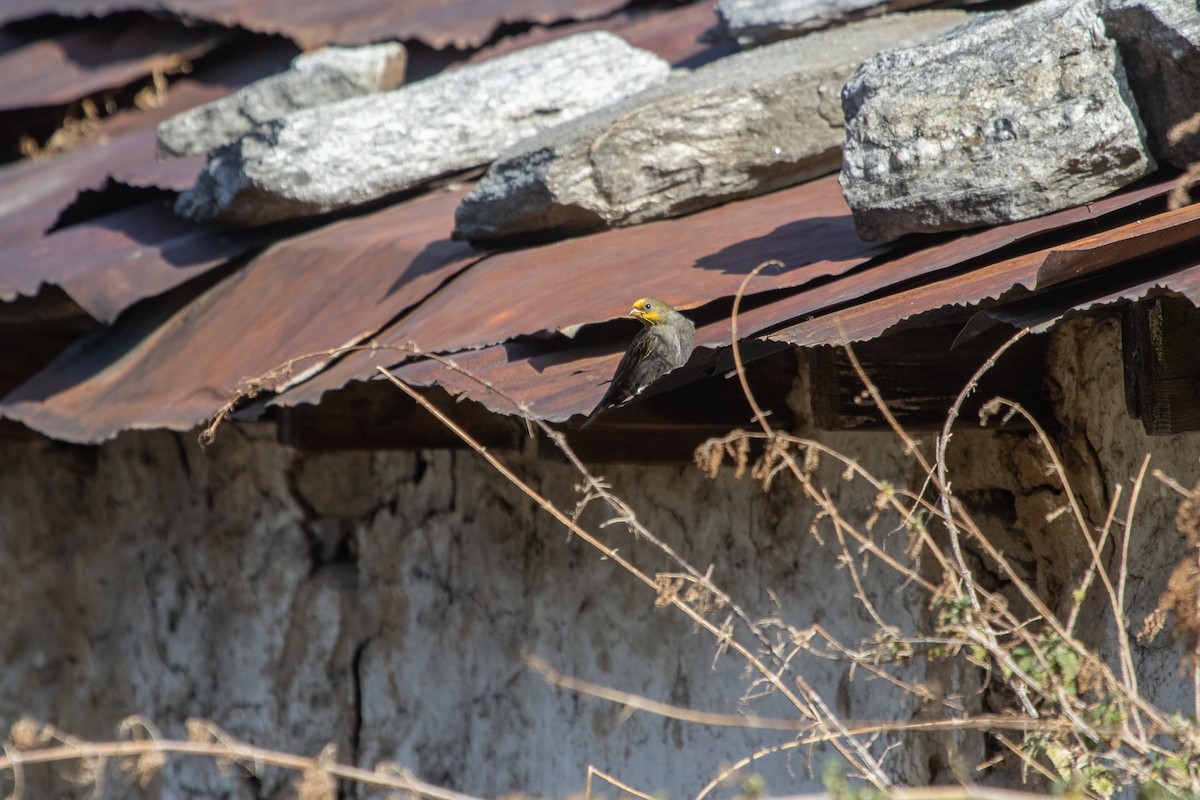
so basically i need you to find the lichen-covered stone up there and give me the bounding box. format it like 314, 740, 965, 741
454, 11, 968, 247
840, 0, 1155, 241
175, 32, 670, 227
158, 43, 408, 159
1102, 0, 1200, 167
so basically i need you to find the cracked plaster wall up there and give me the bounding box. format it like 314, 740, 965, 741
0, 314, 1195, 799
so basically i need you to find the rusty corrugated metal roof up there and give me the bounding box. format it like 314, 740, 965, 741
378, 190, 1200, 425
0, 200, 265, 323
272, 177, 1182, 422
1, 0, 1197, 445
0, 16, 224, 111
469, 2, 733, 67
270, 174, 886, 410
0, 188, 479, 442
772, 191, 1200, 347
0, 0, 632, 50
1, 167, 1187, 441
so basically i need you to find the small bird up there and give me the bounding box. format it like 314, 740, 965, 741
581, 297, 695, 428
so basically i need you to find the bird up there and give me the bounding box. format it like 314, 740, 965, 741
580, 297, 695, 428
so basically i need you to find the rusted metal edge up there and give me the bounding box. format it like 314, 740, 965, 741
0, 16, 227, 111
0, 0, 634, 51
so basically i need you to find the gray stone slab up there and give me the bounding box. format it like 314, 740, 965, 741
1102, 0, 1200, 167
840, 0, 1156, 241
712, 0, 942, 46
454, 11, 968, 247
158, 43, 408, 159
175, 32, 670, 226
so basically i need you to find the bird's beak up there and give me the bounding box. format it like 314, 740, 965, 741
628, 308, 642, 318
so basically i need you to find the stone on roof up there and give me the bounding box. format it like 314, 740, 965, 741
174, 31, 671, 226
157, 43, 408, 159
840, 0, 1156, 241
454, 10, 969, 246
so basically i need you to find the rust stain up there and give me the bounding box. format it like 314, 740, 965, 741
0, 3, 1196, 443
0, 0, 634, 50
0, 16, 226, 111
0, 189, 479, 443
0, 201, 265, 322
0, 41, 295, 251
771, 189, 1200, 348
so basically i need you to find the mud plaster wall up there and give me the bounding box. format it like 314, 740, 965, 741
944, 314, 1200, 724
0, 314, 1194, 799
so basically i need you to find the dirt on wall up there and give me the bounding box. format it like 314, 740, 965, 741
0, 314, 1196, 799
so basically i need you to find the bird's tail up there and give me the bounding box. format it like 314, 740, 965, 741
578, 403, 607, 430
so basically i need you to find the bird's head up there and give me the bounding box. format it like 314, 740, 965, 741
628, 297, 675, 327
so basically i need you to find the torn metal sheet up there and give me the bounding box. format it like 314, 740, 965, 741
0, 163, 1189, 442
273, 174, 889, 409
0, 0, 631, 50
387, 324, 746, 424
383, 187, 1200, 424
0, 16, 225, 111
0, 44, 296, 251
0, 127, 203, 250
301, 177, 1185, 424
717, 177, 1179, 342
276, 176, 1177, 413
469, 2, 729, 67
771, 194, 1200, 347
0, 188, 480, 443
0, 200, 264, 323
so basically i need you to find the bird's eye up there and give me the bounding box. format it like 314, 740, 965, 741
643, 302, 652, 310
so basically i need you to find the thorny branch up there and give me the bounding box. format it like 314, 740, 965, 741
169, 261, 1200, 800
0, 717, 483, 800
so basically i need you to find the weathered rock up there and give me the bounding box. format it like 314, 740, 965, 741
712, 0, 946, 46
157, 43, 408, 159
454, 11, 968, 246
1102, 0, 1200, 168
175, 32, 670, 226
840, 0, 1156, 241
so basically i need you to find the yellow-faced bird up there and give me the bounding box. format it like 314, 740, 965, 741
581, 298, 695, 427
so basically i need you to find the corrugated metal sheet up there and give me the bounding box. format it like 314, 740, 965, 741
772, 190, 1200, 348
273, 177, 1180, 421
2, 165, 1187, 442
0, 39, 296, 251
0, 16, 224, 111
0, 188, 480, 442
0, 0, 632, 50
1, 0, 1197, 444
271, 174, 887, 410
380, 189, 1200, 425
0, 200, 265, 323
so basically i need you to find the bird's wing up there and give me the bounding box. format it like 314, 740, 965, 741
603, 328, 660, 404
582, 323, 694, 427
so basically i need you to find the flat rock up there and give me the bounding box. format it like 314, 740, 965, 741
1102, 0, 1200, 167
158, 43, 408, 159
175, 32, 670, 226
840, 0, 1156, 241
454, 11, 968, 247
711, 0, 947, 46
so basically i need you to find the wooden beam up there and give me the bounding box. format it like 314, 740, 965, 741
1122, 293, 1200, 435
809, 323, 1052, 432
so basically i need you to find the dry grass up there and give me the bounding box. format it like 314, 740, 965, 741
9, 265, 1200, 799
